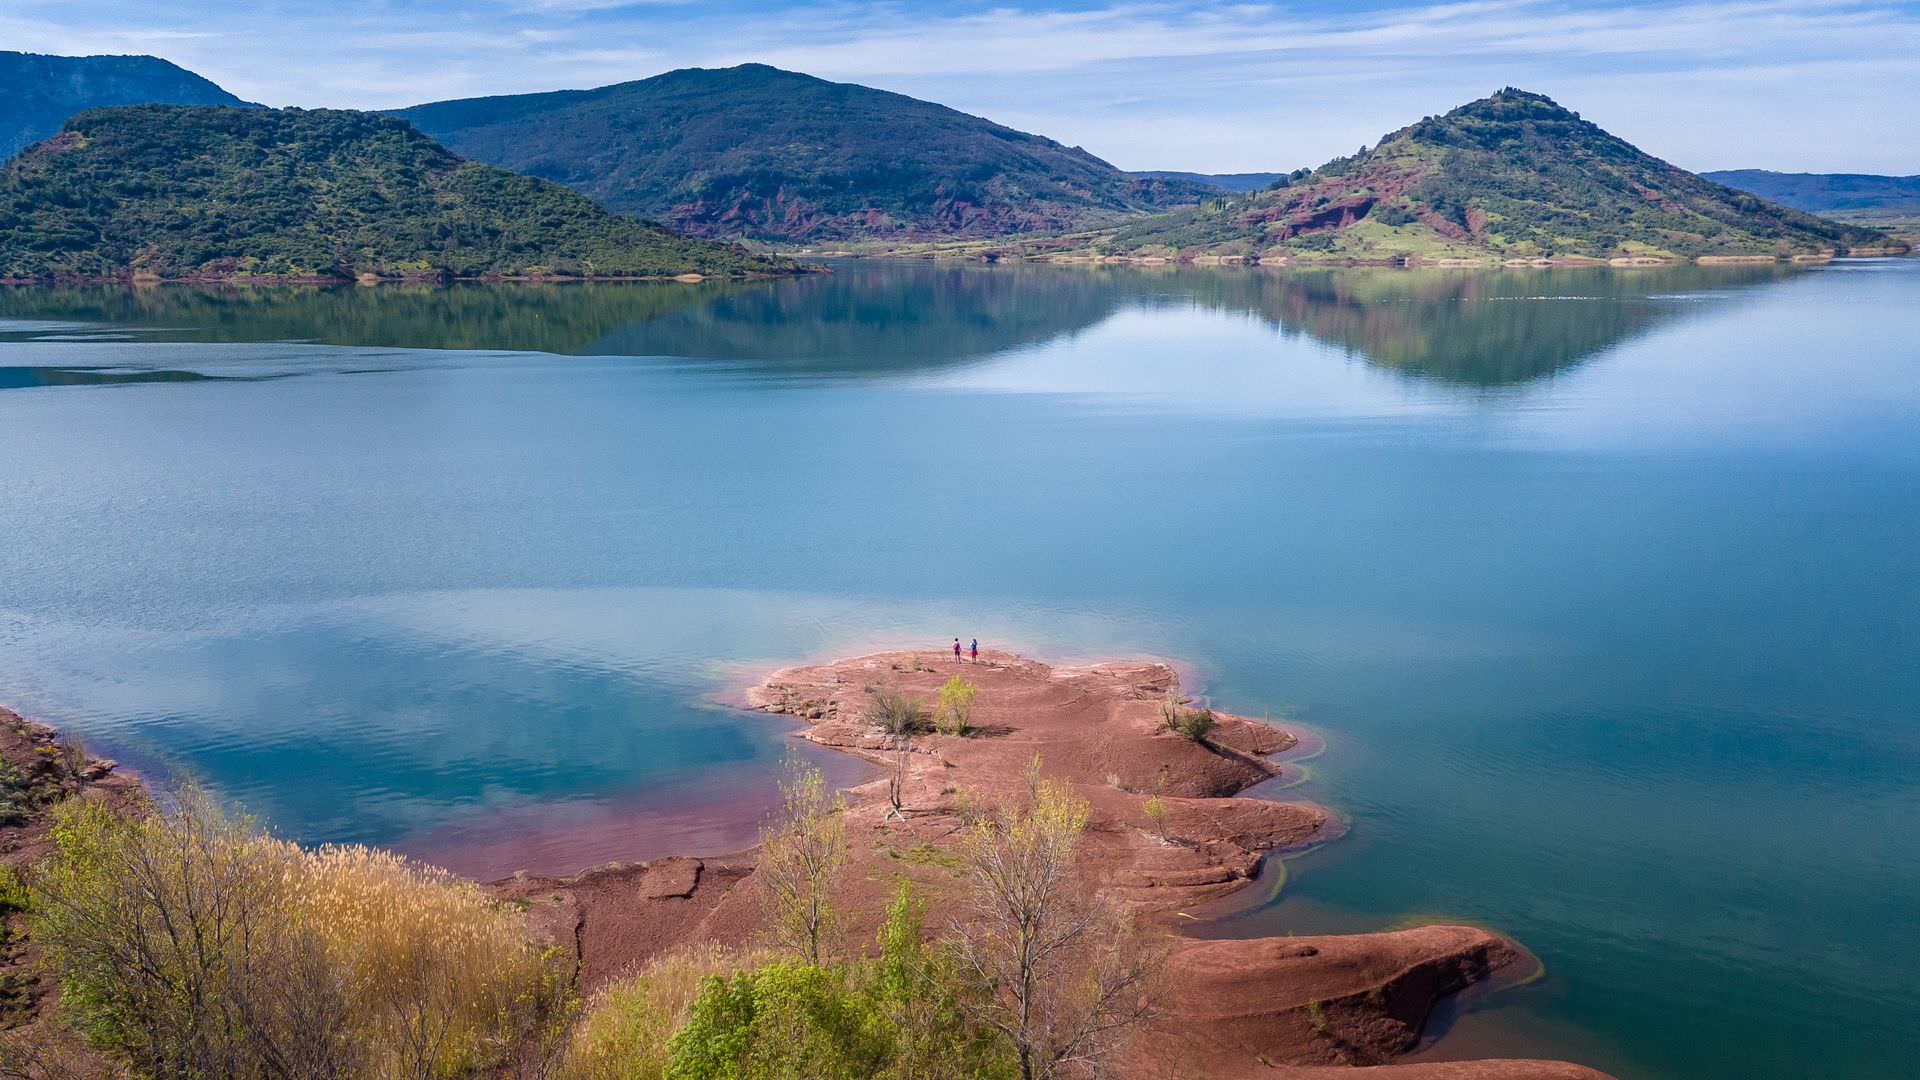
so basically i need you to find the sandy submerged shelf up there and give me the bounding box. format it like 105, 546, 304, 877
489, 649, 1616, 1079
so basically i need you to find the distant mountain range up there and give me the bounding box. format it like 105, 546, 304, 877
0, 51, 256, 160
0, 106, 788, 282
1, 53, 1910, 268
1105, 89, 1895, 262
1134, 171, 1284, 193
392, 64, 1218, 244
1702, 170, 1920, 219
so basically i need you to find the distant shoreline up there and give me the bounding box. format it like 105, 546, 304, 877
4, 251, 1906, 290
0, 267, 819, 288
784, 245, 1911, 267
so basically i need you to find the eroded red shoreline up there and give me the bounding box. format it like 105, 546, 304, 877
486, 649, 1615, 1079
1, 650, 1614, 1078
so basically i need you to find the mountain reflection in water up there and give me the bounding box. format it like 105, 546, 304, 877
0, 260, 1797, 387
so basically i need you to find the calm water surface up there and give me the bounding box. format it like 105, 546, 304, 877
1, 261, 1916, 1079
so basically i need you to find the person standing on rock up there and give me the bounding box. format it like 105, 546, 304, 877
970, 638, 979, 662
953, 638, 963, 662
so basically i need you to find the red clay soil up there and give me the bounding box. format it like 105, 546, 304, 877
1271, 1064, 1614, 1080
0, 706, 144, 1045
1143, 927, 1545, 1075
0, 709, 141, 866
488, 650, 1613, 1079
489, 855, 762, 988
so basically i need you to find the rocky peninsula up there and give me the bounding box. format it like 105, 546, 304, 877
486, 649, 1615, 1079
0, 652, 1614, 1077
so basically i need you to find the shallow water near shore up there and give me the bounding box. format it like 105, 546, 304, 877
2, 259, 1917, 1079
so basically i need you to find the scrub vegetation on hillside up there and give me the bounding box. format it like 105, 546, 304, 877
1106, 89, 1895, 261
0, 105, 790, 282
395, 64, 1216, 244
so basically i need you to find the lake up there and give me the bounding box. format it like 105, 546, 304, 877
1, 259, 1916, 1079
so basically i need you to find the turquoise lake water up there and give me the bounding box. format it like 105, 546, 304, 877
0, 260, 1915, 1078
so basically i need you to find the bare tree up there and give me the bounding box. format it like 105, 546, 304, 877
952, 761, 1157, 1079
54, 735, 87, 792
491, 946, 579, 1080
885, 735, 911, 822
27, 787, 287, 1079
232, 918, 360, 1080
757, 759, 847, 965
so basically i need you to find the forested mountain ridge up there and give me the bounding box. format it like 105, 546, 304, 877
0, 51, 254, 160
1133, 170, 1284, 192
1105, 89, 1901, 262
0, 105, 792, 282
1702, 170, 1920, 214
394, 64, 1218, 244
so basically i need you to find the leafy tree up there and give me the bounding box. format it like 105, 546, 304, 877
952, 765, 1156, 1079
665, 963, 890, 1080
868, 883, 1012, 1079
757, 761, 847, 965
27, 787, 574, 1080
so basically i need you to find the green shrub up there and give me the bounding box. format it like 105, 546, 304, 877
566, 943, 771, 1080
0, 864, 25, 914
56, 735, 87, 785
1158, 694, 1215, 743
1143, 796, 1169, 842
657, 883, 1012, 1080
934, 678, 976, 736
667, 963, 890, 1080
866, 686, 932, 738
0, 762, 28, 826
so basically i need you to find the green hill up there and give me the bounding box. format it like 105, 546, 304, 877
0, 105, 792, 282
1107, 89, 1900, 263
393, 64, 1216, 244
1, 51, 255, 160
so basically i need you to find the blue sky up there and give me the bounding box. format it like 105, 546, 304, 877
6, 0, 1918, 174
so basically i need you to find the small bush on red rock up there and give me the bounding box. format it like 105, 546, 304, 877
866, 685, 933, 737
1158, 695, 1215, 743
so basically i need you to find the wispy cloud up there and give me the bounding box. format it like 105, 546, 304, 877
4, 0, 1917, 172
